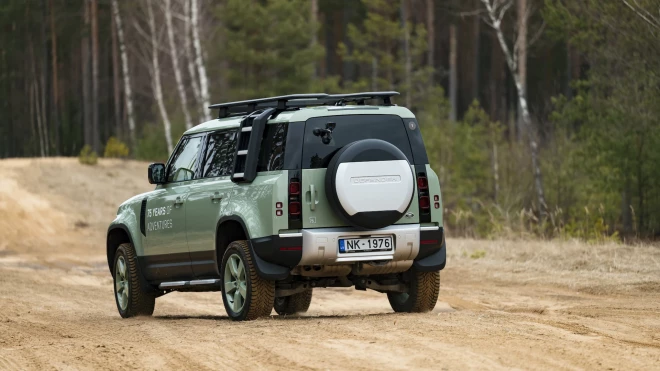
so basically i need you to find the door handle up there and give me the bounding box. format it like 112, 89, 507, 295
210, 192, 223, 203
309, 184, 317, 211
174, 197, 184, 207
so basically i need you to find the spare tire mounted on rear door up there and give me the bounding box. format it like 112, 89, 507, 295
325, 139, 415, 230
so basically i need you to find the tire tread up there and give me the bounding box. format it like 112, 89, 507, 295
116, 243, 155, 317
274, 289, 312, 315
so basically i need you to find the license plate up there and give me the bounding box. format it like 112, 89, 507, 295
339, 236, 393, 253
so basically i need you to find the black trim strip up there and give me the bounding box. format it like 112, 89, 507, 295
189, 250, 218, 278
140, 198, 147, 236
283, 121, 304, 171
403, 118, 429, 165
415, 164, 432, 224
139, 252, 193, 281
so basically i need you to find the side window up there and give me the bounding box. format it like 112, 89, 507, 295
202, 131, 237, 178
167, 136, 203, 182
257, 123, 287, 172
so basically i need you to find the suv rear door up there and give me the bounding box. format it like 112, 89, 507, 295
300, 114, 420, 229
185, 130, 238, 277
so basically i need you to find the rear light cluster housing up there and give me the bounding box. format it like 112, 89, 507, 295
289, 178, 301, 218
417, 173, 430, 215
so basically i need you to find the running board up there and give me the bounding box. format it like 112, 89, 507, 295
158, 279, 221, 290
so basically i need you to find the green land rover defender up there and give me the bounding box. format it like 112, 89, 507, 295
107, 92, 446, 321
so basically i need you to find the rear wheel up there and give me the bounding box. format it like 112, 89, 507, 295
221, 241, 275, 321
113, 243, 155, 318
274, 289, 313, 315
387, 270, 439, 313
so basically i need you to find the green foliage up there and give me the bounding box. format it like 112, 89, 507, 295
340, 0, 442, 115
214, 0, 324, 99
103, 137, 129, 158
470, 250, 486, 259
135, 123, 170, 162
78, 145, 98, 166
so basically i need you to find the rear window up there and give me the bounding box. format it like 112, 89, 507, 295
302, 115, 413, 169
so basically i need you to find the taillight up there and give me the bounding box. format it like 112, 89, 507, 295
289, 178, 301, 219
289, 181, 300, 195
419, 196, 430, 209
417, 173, 430, 214
289, 201, 301, 216
417, 176, 428, 190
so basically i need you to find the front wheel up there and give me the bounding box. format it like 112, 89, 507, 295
221, 241, 275, 321
387, 270, 439, 313
113, 243, 155, 318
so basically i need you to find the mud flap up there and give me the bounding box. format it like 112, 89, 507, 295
249, 241, 290, 280
413, 240, 446, 272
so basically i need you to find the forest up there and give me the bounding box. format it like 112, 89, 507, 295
0, 0, 658, 240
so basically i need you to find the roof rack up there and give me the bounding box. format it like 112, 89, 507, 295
208, 91, 400, 118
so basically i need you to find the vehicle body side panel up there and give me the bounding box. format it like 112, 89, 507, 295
185, 176, 235, 277
225, 171, 288, 239
109, 191, 152, 256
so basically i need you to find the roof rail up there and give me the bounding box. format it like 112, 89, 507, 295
327, 91, 399, 106
209, 93, 329, 118
208, 91, 400, 118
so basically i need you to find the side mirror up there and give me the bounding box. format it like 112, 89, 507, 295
148, 163, 166, 184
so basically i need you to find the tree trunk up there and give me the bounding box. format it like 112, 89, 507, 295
472, 0, 481, 102
164, 0, 193, 130
49, 0, 60, 155
449, 24, 458, 121
371, 57, 378, 91
147, 0, 174, 153
184, 0, 201, 109
516, 0, 527, 142
401, 0, 412, 108
91, 0, 100, 152
111, 10, 122, 140
311, 0, 318, 80
491, 125, 500, 202
426, 0, 434, 69
40, 0, 49, 156
82, 0, 92, 149
112, 0, 137, 154
191, 0, 210, 121
481, 0, 547, 213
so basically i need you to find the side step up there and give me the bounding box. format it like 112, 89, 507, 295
158, 279, 222, 291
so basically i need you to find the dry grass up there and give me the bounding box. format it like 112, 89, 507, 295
449, 238, 660, 294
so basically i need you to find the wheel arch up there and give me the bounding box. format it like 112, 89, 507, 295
215, 216, 250, 272
106, 224, 135, 274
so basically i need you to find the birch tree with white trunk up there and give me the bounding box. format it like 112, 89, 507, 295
183, 0, 202, 108
147, 0, 174, 153
112, 0, 137, 152
191, 0, 210, 121
163, 0, 193, 130
480, 0, 547, 213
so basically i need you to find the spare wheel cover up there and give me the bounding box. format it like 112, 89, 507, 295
325, 139, 414, 230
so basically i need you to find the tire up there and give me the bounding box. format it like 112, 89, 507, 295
387, 270, 439, 313
221, 241, 275, 321
274, 289, 313, 315
113, 243, 155, 318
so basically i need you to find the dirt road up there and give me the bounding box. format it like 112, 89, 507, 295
0, 158, 659, 370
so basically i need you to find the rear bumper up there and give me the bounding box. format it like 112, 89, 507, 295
250, 224, 445, 280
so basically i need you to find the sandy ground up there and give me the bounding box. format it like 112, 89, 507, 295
0, 158, 659, 370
